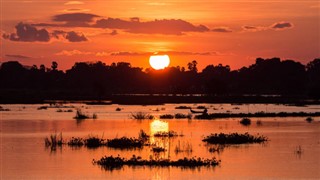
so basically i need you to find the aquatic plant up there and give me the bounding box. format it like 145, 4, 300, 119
115, 107, 122, 111
240, 118, 251, 126
159, 114, 174, 119
175, 106, 191, 109
196, 106, 207, 109
138, 129, 149, 141
152, 146, 166, 152
37, 106, 48, 110
195, 112, 320, 119
74, 109, 89, 119
306, 117, 313, 123
130, 112, 154, 120
175, 113, 192, 119
106, 137, 144, 149
94, 155, 220, 169
92, 113, 98, 119
0, 106, 10, 111
202, 132, 267, 144
208, 145, 226, 153
154, 131, 182, 138
174, 140, 193, 154
256, 119, 263, 126
67, 137, 84, 146
44, 132, 63, 147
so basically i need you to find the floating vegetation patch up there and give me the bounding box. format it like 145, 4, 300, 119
0, 106, 10, 111
73, 109, 97, 119
56, 109, 73, 112
154, 131, 183, 138
196, 106, 207, 109
106, 137, 144, 149
195, 112, 320, 119
175, 106, 191, 109
115, 107, 122, 111
202, 133, 268, 144
44, 132, 63, 151
306, 117, 313, 123
174, 140, 193, 154
159, 114, 174, 119
159, 113, 192, 119
130, 112, 154, 120
93, 155, 220, 170
152, 147, 166, 152
240, 118, 251, 126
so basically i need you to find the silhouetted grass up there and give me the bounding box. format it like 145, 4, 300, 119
44, 132, 63, 147
195, 112, 320, 119
159, 113, 192, 119
175, 106, 191, 109
174, 140, 193, 154
106, 137, 144, 149
202, 132, 267, 144
74, 109, 89, 119
130, 112, 154, 120
67, 137, 84, 146
94, 155, 220, 170
240, 118, 251, 126
159, 114, 174, 119
0, 106, 10, 111
154, 131, 183, 138
152, 147, 166, 152
85, 136, 105, 148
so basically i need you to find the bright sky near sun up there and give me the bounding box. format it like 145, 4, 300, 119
1, 0, 319, 70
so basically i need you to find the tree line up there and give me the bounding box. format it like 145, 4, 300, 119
0, 57, 319, 102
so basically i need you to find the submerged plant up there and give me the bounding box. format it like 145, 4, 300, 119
74, 109, 89, 119
44, 132, 63, 147
306, 117, 313, 123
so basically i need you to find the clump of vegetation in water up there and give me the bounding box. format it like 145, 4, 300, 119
44, 132, 63, 147
154, 131, 183, 138
56, 109, 73, 112
208, 145, 226, 153
202, 132, 267, 144
159, 113, 192, 119
0, 106, 10, 111
175, 106, 191, 109
106, 137, 144, 149
67, 137, 84, 146
152, 146, 166, 152
115, 107, 122, 111
37, 106, 48, 110
195, 112, 320, 119
138, 129, 149, 141
74, 109, 89, 119
240, 118, 251, 126
306, 117, 313, 123
159, 114, 174, 119
130, 112, 154, 120
93, 155, 220, 170
175, 113, 192, 119
85, 136, 105, 148
196, 106, 207, 109
174, 140, 193, 154
256, 119, 263, 126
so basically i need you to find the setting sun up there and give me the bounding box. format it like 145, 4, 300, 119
149, 55, 170, 70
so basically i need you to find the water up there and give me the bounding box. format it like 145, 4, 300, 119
1, 103, 320, 179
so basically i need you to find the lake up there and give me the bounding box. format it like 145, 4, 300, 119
1, 103, 320, 179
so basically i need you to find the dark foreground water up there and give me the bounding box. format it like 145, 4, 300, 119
1, 104, 320, 179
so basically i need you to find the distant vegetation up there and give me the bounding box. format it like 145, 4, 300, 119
0, 58, 320, 103
202, 133, 267, 144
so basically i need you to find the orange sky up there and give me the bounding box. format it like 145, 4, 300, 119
1, 0, 319, 71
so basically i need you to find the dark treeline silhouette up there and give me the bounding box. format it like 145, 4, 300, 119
0, 57, 319, 103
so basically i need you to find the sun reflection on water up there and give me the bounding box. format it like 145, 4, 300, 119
150, 119, 170, 159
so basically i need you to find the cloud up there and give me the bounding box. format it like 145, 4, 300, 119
63, 8, 90, 13
5, 54, 30, 59
271, 22, 293, 30
211, 27, 232, 33
242, 25, 267, 32
64, 1, 84, 5
110, 30, 118, 36
65, 31, 87, 42
94, 18, 209, 35
52, 13, 100, 27
55, 50, 92, 56
110, 51, 214, 56
2, 22, 50, 42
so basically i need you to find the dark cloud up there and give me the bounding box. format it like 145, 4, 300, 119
5, 54, 30, 59
52, 13, 100, 27
272, 22, 293, 29
110, 30, 118, 36
94, 18, 209, 35
3, 22, 88, 43
110, 51, 147, 56
3, 22, 50, 42
65, 31, 88, 42
211, 27, 232, 33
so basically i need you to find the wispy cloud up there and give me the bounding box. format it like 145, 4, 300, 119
242, 21, 294, 32
64, 1, 84, 5
271, 22, 293, 30
212, 27, 232, 33
5, 54, 31, 59
55, 50, 92, 56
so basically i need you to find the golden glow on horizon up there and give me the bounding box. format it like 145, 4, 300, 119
149, 55, 170, 70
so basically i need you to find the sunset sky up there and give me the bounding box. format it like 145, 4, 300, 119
1, 0, 319, 71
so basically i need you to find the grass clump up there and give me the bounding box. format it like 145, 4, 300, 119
202, 132, 267, 144
106, 137, 144, 149
94, 155, 220, 170
240, 118, 251, 126
152, 147, 166, 152
74, 109, 89, 119
154, 131, 182, 138
130, 112, 154, 120
175, 106, 191, 109
159, 114, 174, 119
44, 132, 63, 147
174, 140, 193, 154
67, 137, 84, 146
85, 136, 105, 148
175, 113, 192, 119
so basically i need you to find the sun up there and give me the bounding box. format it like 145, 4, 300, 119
149, 55, 170, 70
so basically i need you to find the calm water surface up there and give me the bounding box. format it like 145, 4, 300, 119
1, 104, 320, 179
